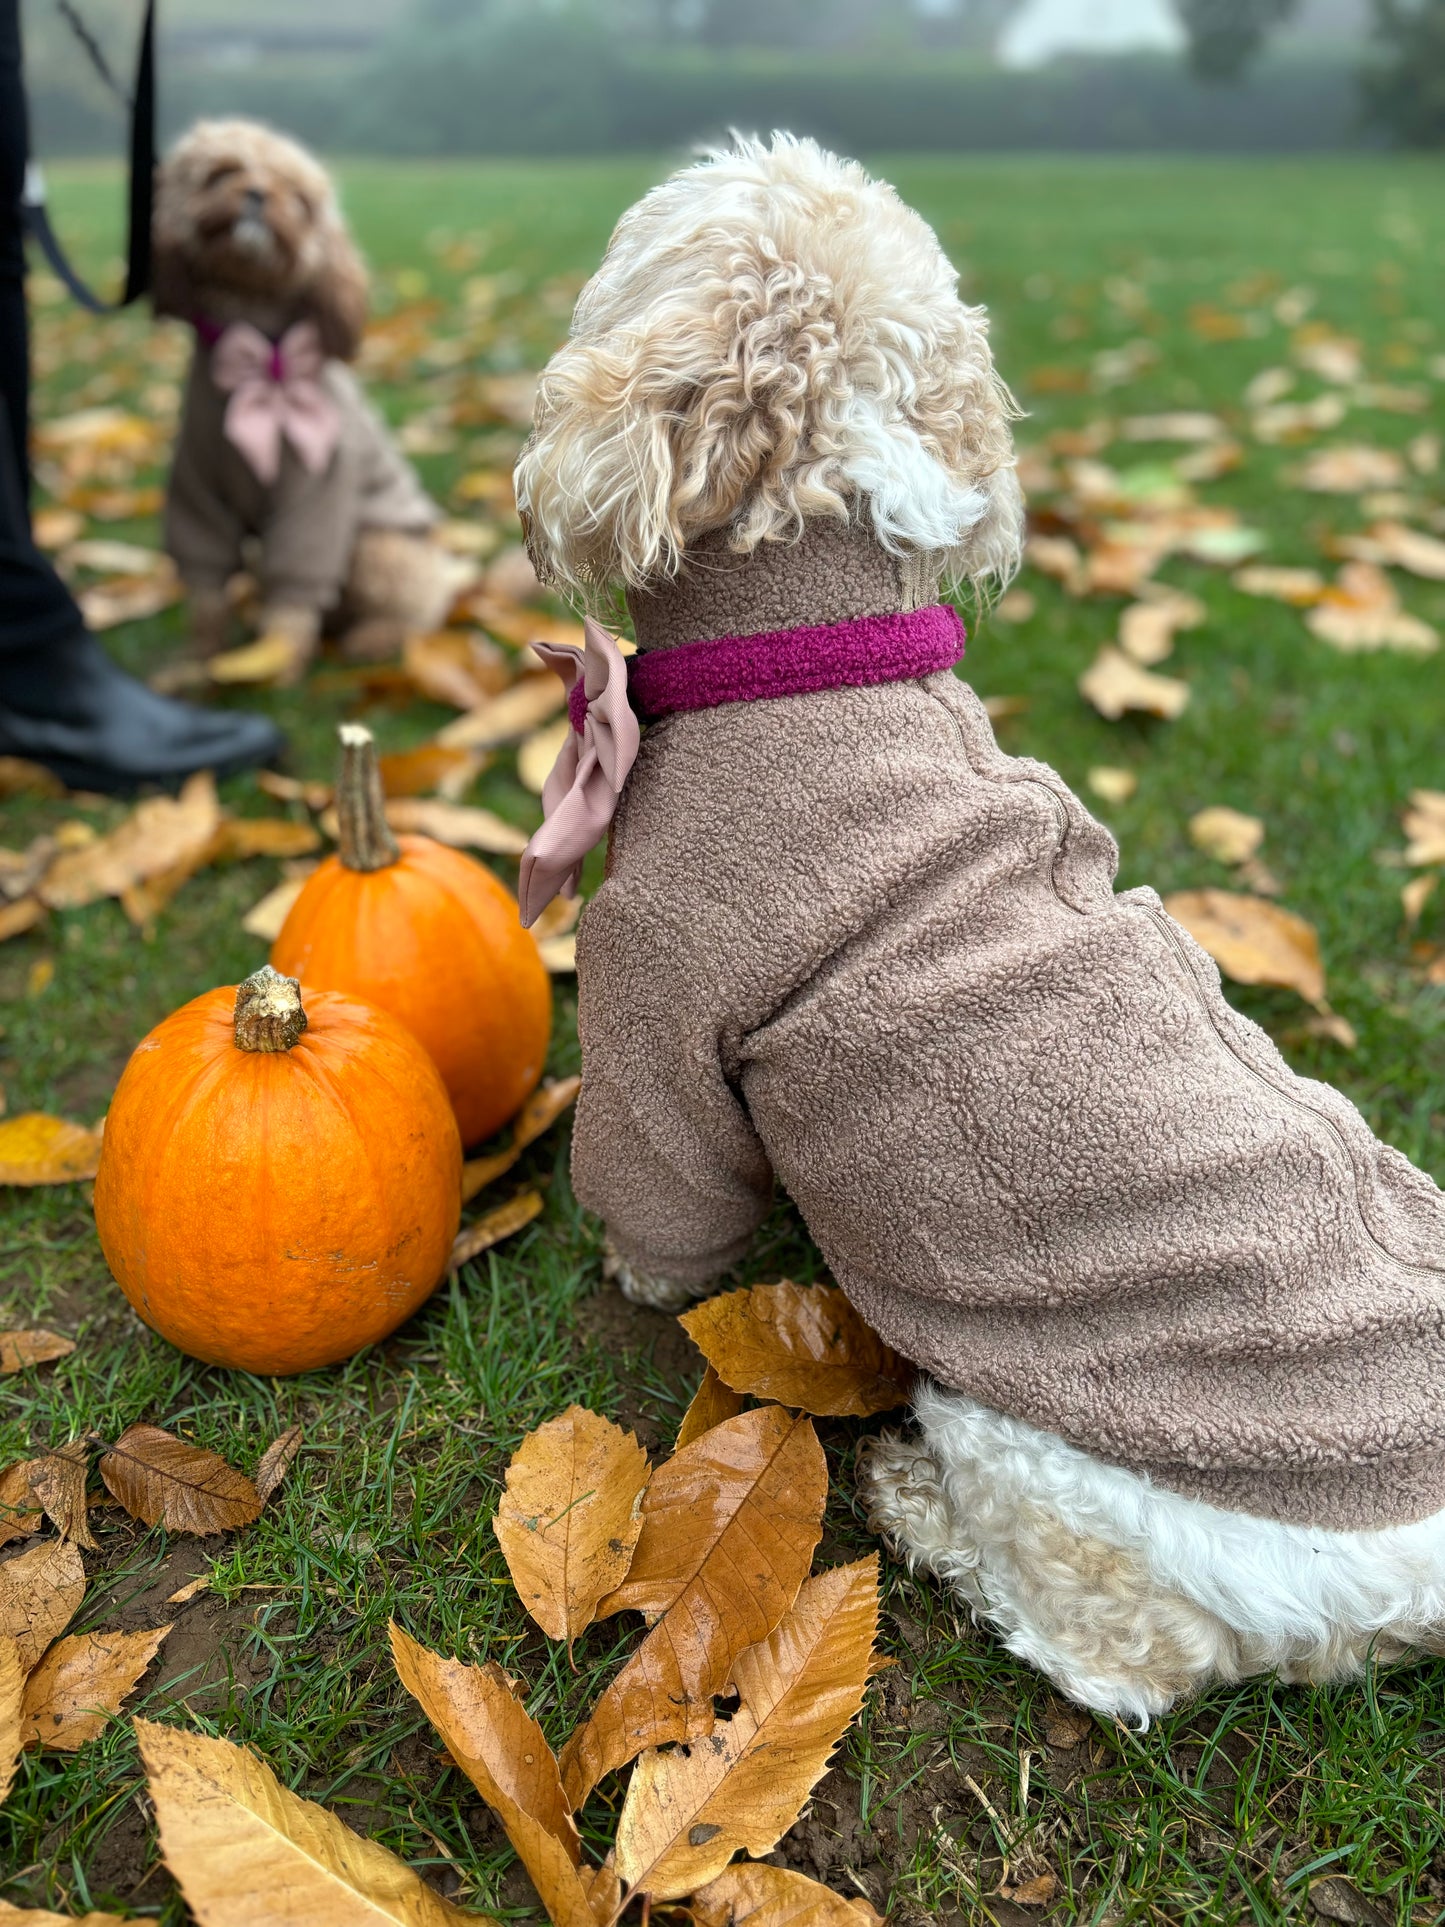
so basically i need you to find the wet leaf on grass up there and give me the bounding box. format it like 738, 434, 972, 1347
450, 1191, 544, 1271
614, 1558, 880, 1900
137, 1717, 478, 1926
460, 1076, 582, 1203
1164, 889, 1326, 1006
681, 1282, 914, 1419
98, 1424, 263, 1536
0, 1330, 74, 1374
0, 1464, 42, 1549
254, 1427, 304, 1505
493, 1407, 649, 1647
0, 1538, 86, 1670
29, 1444, 97, 1549
1078, 648, 1190, 721
0, 1636, 24, 1806
0, 1114, 103, 1185
390, 1626, 600, 1927
692, 1863, 884, 1927
22, 1626, 171, 1750
37, 771, 221, 910
564, 1406, 827, 1807
675, 1366, 745, 1451
1188, 807, 1265, 865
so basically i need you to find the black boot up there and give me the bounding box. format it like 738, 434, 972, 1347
0, 622, 283, 793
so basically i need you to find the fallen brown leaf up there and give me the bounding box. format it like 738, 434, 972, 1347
0, 1464, 42, 1548
692, 1863, 882, 1927
1307, 1875, 1393, 1927
1403, 791, 1445, 867
1402, 875, 1437, 927
241, 869, 315, 942
1120, 411, 1226, 443
681, 1282, 913, 1419
0, 1537, 86, 1669
22, 1625, 171, 1750
29, 1442, 96, 1548
1042, 1702, 1093, 1748
255, 1426, 304, 1505
62, 537, 166, 576
377, 743, 486, 799
1078, 647, 1190, 721
1000, 1871, 1060, 1908
78, 570, 182, 632
1164, 889, 1326, 1005
207, 633, 305, 687
1362, 521, 1445, 581
137, 1716, 476, 1925
208, 817, 322, 862
1232, 563, 1326, 605
38, 771, 220, 910
166, 1575, 212, 1606
1188, 807, 1265, 866
401, 630, 513, 710
98, 1424, 262, 1536
450, 1192, 544, 1271
493, 1407, 650, 1647
382, 798, 529, 857
0, 1635, 24, 1806
1086, 766, 1138, 805
614, 1558, 880, 1899
675, 1365, 745, 1451
255, 771, 332, 813
436, 674, 568, 751
1294, 445, 1405, 492
0, 1330, 74, 1374
0, 1114, 103, 1185
0, 898, 44, 943
537, 934, 577, 976
0, 1906, 141, 1924
390, 1625, 599, 1927
0, 757, 65, 799
564, 1405, 827, 1806
518, 718, 572, 795
31, 504, 86, 549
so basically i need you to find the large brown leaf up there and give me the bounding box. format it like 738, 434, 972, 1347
389, 1625, 599, 1927
22, 1625, 171, 1750
0, 1464, 42, 1549
450, 1192, 543, 1271
493, 1407, 649, 1647
1164, 889, 1326, 1006
1078, 647, 1190, 721
0, 1636, 23, 1806
38, 771, 220, 910
98, 1424, 262, 1535
29, 1442, 96, 1549
137, 1717, 476, 1925
692, 1864, 884, 1927
0, 1538, 86, 1670
0, 1115, 103, 1186
563, 1406, 827, 1807
0, 1906, 142, 1924
254, 1427, 304, 1505
0, 1331, 74, 1374
675, 1367, 744, 1452
680, 1284, 913, 1419
461, 1077, 581, 1204
614, 1559, 879, 1900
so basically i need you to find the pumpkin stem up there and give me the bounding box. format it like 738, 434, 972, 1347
234, 965, 308, 1053
335, 723, 400, 873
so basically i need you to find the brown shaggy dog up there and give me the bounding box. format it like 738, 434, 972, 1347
153, 119, 471, 678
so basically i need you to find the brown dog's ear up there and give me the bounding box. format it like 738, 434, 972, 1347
150, 236, 198, 323
307, 223, 369, 362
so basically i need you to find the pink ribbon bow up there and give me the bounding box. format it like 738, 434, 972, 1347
518, 618, 640, 928
209, 320, 341, 485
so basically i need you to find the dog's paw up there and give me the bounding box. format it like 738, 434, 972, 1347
602, 1240, 703, 1313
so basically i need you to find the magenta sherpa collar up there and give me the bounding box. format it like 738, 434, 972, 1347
568, 602, 967, 731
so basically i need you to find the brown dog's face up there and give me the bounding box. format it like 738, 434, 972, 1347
154, 119, 368, 360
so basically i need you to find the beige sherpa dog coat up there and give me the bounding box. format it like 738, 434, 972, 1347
515, 134, 1445, 1717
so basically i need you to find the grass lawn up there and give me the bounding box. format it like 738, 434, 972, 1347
3, 153, 1445, 1924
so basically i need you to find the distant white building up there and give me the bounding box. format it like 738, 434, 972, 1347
998, 0, 1187, 68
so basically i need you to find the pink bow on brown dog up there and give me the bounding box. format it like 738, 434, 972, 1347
209, 319, 341, 484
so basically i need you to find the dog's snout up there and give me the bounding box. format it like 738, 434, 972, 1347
241, 187, 266, 215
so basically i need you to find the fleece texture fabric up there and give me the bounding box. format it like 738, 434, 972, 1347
164, 348, 438, 611
571, 519, 1445, 1534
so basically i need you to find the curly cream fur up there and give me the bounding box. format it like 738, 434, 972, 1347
515, 134, 1023, 600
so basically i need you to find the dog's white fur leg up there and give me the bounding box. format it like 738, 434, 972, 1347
601, 1237, 707, 1313
861, 1381, 1445, 1723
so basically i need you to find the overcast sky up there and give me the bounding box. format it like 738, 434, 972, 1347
999, 0, 1186, 67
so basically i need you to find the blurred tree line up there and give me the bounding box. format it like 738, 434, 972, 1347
20, 0, 1445, 153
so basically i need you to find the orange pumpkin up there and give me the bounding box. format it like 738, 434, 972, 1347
94, 966, 462, 1375
271, 724, 552, 1147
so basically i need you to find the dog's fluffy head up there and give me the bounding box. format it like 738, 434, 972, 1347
153, 119, 367, 360
515, 134, 1022, 601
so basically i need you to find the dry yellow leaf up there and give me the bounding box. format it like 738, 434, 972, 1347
538, 934, 577, 976
0, 1537, 86, 1670
461, 1079, 582, 1203
391, 1629, 603, 1927
0, 1635, 24, 1807
38, 771, 220, 910
0, 898, 44, 943
614, 1558, 880, 1900
1365, 523, 1445, 581
256, 771, 332, 813
1402, 791, 1445, 867
1402, 875, 1437, 928
29, 1442, 96, 1549
78, 571, 182, 632
1086, 767, 1137, 805
450, 1191, 544, 1270
31, 505, 86, 550
166, 1576, 212, 1606
0, 757, 65, 799
255, 1426, 304, 1505
99, 1424, 262, 1536
1188, 807, 1265, 866
402, 630, 512, 710
518, 718, 572, 795
1078, 648, 1190, 721
436, 674, 568, 751
1294, 445, 1406, 492
0, 1464, 42, 1548
0, 1330, 74, 1374
241, 870, 314, 942
1164, 889, 1326, 1006
137, 1717, 476, 1926
209, 817, 322, 862
564, 1406, 827, 1806
0, 1905, 141, 1924
377, 742, 486, 799
469, 602, 586, 655
63, 538, 166, 576
493, 1407, 650, 1646
693, 1861, 883, 1927
207, 632, 307, 686
0, 1114, 103, 1185
680, 1282, 914, 1419
1306, 603, 1437, 655
1121, 410, 1227, 443
22, 1625, 171, 1750
460, 1146, 520, 1204
675, 1366, 745, 1452
383, 798, 529, 857
1232, 565, 1326, 605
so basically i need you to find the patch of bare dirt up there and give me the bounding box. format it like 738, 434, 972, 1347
572, 1279, 706, 1451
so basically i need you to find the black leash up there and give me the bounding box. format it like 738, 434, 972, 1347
21, 0, 155, 312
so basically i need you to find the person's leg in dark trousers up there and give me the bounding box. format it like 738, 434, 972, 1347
0, 0, 280, 789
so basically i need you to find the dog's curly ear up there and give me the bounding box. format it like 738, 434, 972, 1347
306, 221, 369, 362
150, 194, 198, 324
